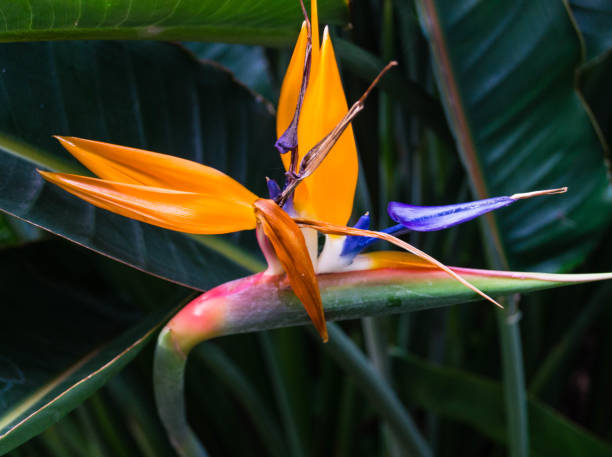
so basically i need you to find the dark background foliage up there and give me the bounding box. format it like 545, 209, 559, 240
1, 1, 612, 456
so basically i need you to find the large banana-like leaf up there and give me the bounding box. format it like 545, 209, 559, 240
0, 40, 276, 291
0, 0, 347, 45
0, 241, 187, 455
416, 0, 612, 272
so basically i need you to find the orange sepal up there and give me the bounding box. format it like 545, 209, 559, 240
253, 199, 328, 341
39, 171, 257, 234
54, 136, 258, 205
294, 27, 358, 225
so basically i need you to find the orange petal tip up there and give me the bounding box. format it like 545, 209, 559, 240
253, 199, 327, 339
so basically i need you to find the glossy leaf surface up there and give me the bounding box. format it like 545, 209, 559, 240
0, 241, 186, 455
0, 0, 347, 45
580, 55, 612, 152
0, 41, 276, 291
333, 38, 453, 143
416, 0, 612, 271
185, 43, 276, 102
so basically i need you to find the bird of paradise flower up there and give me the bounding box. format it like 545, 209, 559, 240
37, 1, 565, 342
36, 1, 612, 456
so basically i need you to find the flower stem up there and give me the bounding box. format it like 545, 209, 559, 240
496, 295, 529, 457
192, 344, 287, 457
153, 328, 208, 457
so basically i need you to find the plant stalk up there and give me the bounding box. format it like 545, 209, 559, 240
322, 323, 432, 457
153, 329, 208, 457
496, 294, 529, 457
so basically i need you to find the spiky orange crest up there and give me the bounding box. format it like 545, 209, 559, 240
277, 0, 358, 226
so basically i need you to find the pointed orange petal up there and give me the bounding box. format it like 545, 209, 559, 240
295, 27, 358, 225
253, 199, 327, 341
54, 136, 258, 205
39, 171, 257, 234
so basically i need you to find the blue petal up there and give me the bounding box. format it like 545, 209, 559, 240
352, 213, 372, 231
340, 213, 370, 257
387, 196, 515, 232
274, 126, 298, 155
266, 178, 282, 199
341, 213, 405, 259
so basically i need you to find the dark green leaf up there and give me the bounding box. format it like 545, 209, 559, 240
0, 0, 347, 46
334, 38, 453, 144
579, 54, 612, 149
185, 43, 276, 102
0, 241, 185, 455
0, 213, 43, 249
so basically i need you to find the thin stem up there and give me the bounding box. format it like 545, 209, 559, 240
193, 343, 287, 457
378, 0, 396, 222
107, 376, 171, 457
375, 4, 403, 455
75, 407, 106, 457
259, 334, 306, 457
529, 282, 612, 395
334, 379, 356, 457
496, 295, 529, 457
362, 318, 390, 379
362, 317, 405, 457
89, 392, 132, 457
320, 323, 433, 457
153, 329, 208, 457
474, 197, 530, 457
39, 426, 76, 457
414, 2, 532, 452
